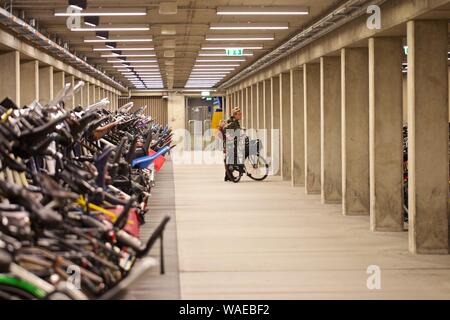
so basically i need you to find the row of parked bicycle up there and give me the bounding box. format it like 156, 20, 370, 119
0, 81, 173, 300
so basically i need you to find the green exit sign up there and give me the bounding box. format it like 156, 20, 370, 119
226, 48, 244, 56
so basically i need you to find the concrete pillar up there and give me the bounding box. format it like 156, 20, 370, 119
83, 83, 90, 107
320, 56, 342, 204
242, 88, 247, 126
271, 76, 281, 175
74, 78, 83, 108
258, 82, 264, 130
280, 72, 292, 180
304, 64, 321, 194
246, 87, 251, 128
65, 75, 75, 110
96, 86, 102, 101
407, 20, 448, 254
39, 66, 53, 103
290, 68, 305, 187
0, 51, 20, 107
252, 84, 258, 130
341, 47, 370, 215
20, 60, 39, 106
226, 94, 231, 116
264, 79, 272, 156
89, 84, 95, 105
53, 71, 65, 99
369, 38, 404, 232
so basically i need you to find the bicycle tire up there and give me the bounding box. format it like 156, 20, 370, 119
0, 284, 39, 300
225, 164, 242, 183
245, 155, 269, 181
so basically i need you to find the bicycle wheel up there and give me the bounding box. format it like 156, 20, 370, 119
245, 155, 269, 181
225, 164, 242, 183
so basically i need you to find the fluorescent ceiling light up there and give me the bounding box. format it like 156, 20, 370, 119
202, 45, 263, 50
206, 35, 274, 41
85, 37, 152, 43
210, 23, 288, 30
94, 47, 154, 51
55, 8, 147, 16
71, 24, 150, 32
102, 54, 156, 58
216, 6, 310, 15
113, 64, 159, 68
107, 60, 157, 63
199, 52, 253, 57
194, 64, 240, 67
193, 68, 235, 71
196, 59, 245, 62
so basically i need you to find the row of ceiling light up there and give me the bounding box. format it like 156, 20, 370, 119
59, 1, 310, 90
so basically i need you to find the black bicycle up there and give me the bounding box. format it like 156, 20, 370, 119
224, 136, 269, 183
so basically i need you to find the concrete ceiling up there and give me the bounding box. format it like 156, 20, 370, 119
3, 0, 344, 90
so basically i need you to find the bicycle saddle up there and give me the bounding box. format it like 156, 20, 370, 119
131, 146, 170, 169
0, 249, 11, 273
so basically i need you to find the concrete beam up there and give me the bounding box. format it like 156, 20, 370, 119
227, 0, 449, 91
320, 56, 342, 204
341, 48, 370, 216
369, 37, 404, 232
0, 28, 122, 93
0, 51, 20, 107
290, 68, 305, 187
20, 60, 39, 106
280, 72, 292, 180
407, 20, 449, 254
304, 64, 321, 194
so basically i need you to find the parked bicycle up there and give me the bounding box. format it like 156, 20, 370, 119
0, 81, 174, 300
224, 134, 269, 183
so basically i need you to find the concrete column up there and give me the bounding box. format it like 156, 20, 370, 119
280, 72, 292, 180
96, 86, 102, 101
264, 79, 272, 156
341, 47, 370, 216
246, 87, 251, 128
258, 82, 264, 130
320, 56, 342, 204
66, 75, 75, 110
83, 83, 90, 107
53, 71, 65, 99
252, 84, 258, 130
0, 51, 20, 107
290, 68, 305, 187
369, 38, 404, 232
407, 20, 448, 254
74, 78, 83, 107
226, 94, 231, 115
242, 88, 247, 126
89, 84, 95, 105
39, 66, 53, 103
20, 60, 39, 106
271, 76, 281, 176
304, 64, 321, 194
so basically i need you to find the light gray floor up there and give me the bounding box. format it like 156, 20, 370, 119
124, 159, 181, 300
173, 162, 450, 300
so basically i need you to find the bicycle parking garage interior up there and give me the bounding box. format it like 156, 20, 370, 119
0, 0, 450, 303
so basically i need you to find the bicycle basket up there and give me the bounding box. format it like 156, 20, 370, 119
246, 139, 263, 157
